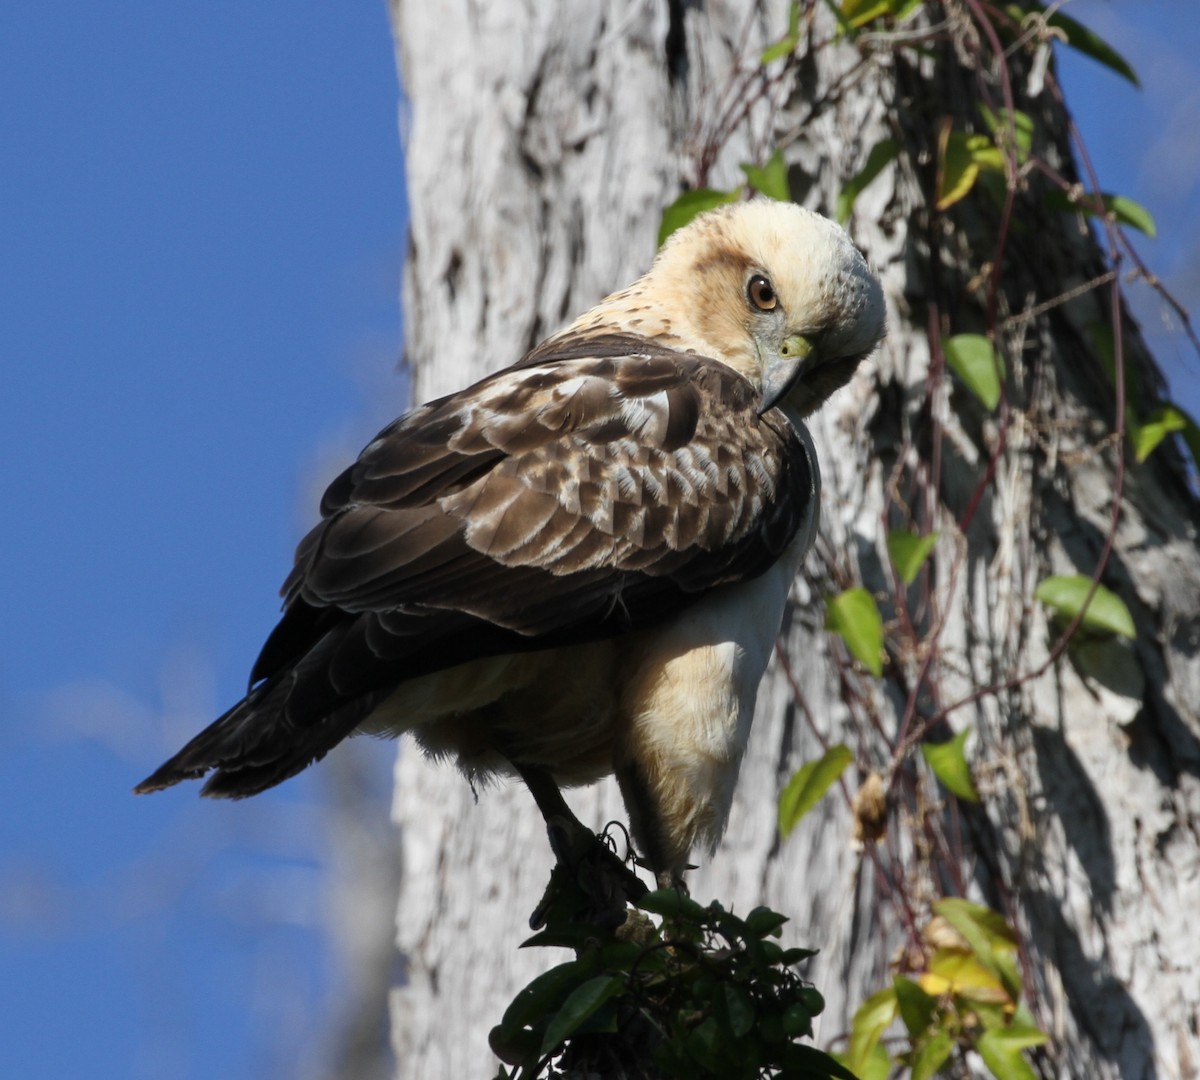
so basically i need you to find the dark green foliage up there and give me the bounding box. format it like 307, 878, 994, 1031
491, 885, 850, 1080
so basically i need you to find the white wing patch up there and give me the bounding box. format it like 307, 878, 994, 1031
619, 390, 672, 442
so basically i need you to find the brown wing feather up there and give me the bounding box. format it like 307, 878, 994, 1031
284, 341, 806, 626
135, 333, 815, 797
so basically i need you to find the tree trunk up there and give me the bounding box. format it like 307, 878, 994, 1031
385, 2, 1200, 1077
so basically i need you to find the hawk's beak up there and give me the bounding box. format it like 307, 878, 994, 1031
758, 334, 816, 415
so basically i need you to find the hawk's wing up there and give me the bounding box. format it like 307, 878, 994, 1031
137, 333, 816, 796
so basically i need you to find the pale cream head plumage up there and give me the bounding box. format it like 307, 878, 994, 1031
572, 200, 886, 416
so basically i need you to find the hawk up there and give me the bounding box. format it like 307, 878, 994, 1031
136, 201, 885, 888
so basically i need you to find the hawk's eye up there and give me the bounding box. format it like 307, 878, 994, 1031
747, 275, 777, 312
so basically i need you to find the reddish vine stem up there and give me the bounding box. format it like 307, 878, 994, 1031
732, 4, 1176, 1064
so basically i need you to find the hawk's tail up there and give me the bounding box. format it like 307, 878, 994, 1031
133, 682, 371, 799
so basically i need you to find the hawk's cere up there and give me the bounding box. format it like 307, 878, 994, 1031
136, 201, 885, 883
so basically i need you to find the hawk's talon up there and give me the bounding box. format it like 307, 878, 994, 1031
515, 765, 649, 930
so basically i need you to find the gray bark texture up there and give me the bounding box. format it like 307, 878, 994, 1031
385, 2, 1200, 1077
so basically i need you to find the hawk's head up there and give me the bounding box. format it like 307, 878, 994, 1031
584, 200, 886, 417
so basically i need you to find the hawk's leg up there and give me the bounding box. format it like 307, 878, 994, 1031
614, 760, 693, 894
513, 763, 648, 930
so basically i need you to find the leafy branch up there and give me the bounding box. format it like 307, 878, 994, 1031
492, 881, 850, 1080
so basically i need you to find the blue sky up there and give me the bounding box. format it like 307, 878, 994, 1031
1063, 0, 1200, 422
0, 3, 1195, 1079
1, 4, 404, 1078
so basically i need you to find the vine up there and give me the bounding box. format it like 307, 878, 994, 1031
658, 2, 1197, 1078
489, 3, 1195, 1077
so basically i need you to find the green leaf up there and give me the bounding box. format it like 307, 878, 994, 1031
921, 727, 979, 802
839, 0, 917, 27
822, 0, 856, 36
637, 887, 709, 922
539, 974, 623, 1056
1088, 323, 1191, 470
943, 333, 1005, 410
658, 187, 741, 246
846, 987, 899, 1077
979, 105, 1033, 163
1104, 193, 1157, 237
723, 983, 756, 1037
840, 0, 891, 28
744, 906, 789, 938
937, 130, 980, 210
835, 1043, 892, 1080
936, 130, 1003, 210
497, 959, 586, 1037
933, 898, 1020, 997
488, 1022, 540, 1068
968, 137, 1005, 172
1034, 574, 1136, 639
912, 1029, 955, 1080
778, 744, 855, 838
887, 528, 938, 585
779, 1042, 861, 1079
836, 138, 898, 223
977, 1026, 1047, 1080
740, 149, 791, 202
1040, 6, 1140, 87
761, 35, 799, 64
921, 949, 1009, 1002
935, 898, 1018, 953
760, 2, 801, 63
603, 939, 665, 973
785, 3, 802, 37
996, 1023, 1050, 1051
1129, 405, 1187, 462
836, 0, 919, 29
799, 985, 826, 1017
826, 587, 885, 676
759, 939, 785, 965
685, 1015, 722, 1066
1044, 189, 1157, 237
782, 1001, 814, 1038
893, 975, 938, 1037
